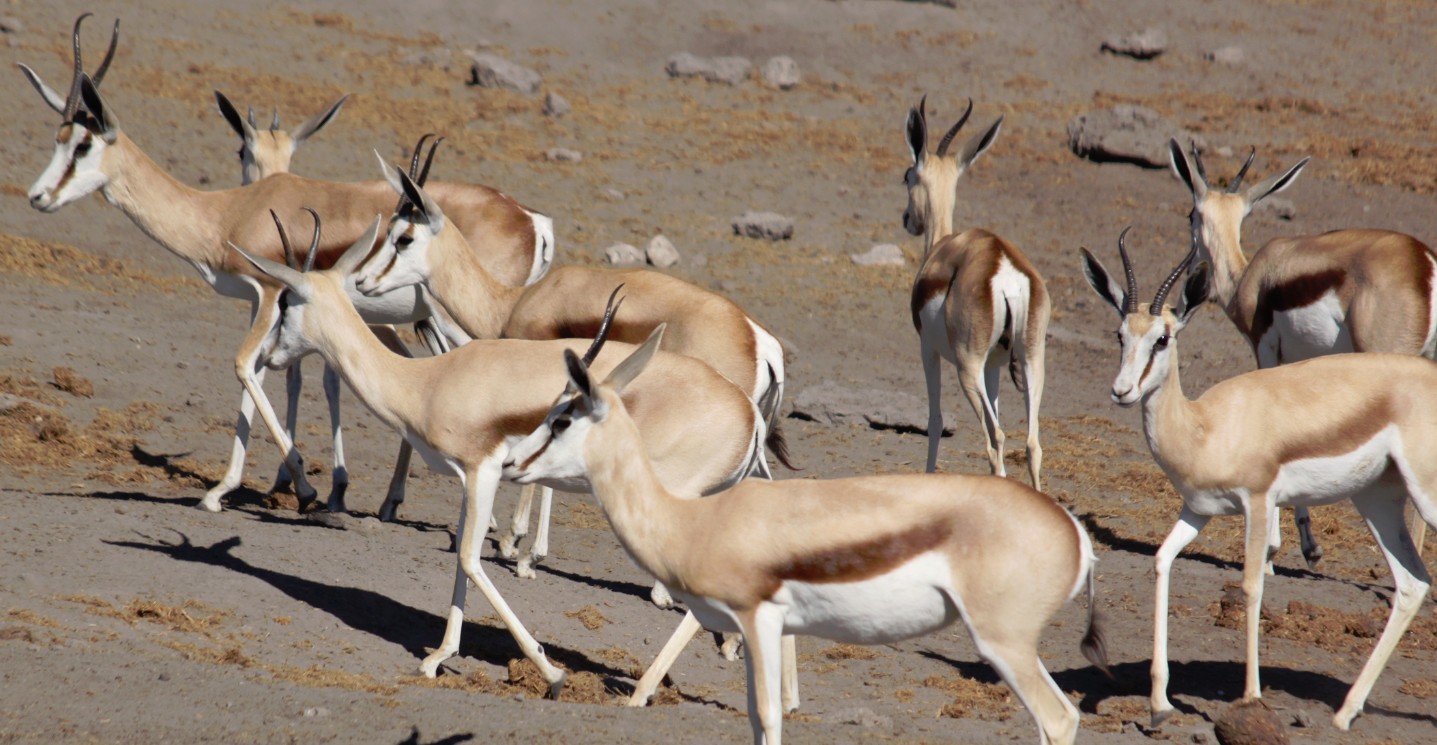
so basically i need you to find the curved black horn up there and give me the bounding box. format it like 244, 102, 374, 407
1188, 141, 1208, 188
1116, 226, 1140, 314
581, 284, 627, 365
270, 107, 281, 131
301, 207, 321, 272
1228, 147, 1257, 193
417, 136, 445, 187
934, 97, 973, 158
408, 133, 436, 179
270, 209, 297, 270
91, 18, 119, 87
1151, 237, 1198, 315
62, 13, 94, 120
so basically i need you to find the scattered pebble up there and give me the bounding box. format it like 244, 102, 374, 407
832, 706, 892, 729
302, 706, 330, 718
1207, 46, 1245, 65
646, 235, 680, 268
1068, 105, 1207, 168
0, 16, 24, 34
849, 244, 905, 267
732, 211, 794, 241
1101, 27, 1168, 59
545, 147, 583, 162
542, 91, 571, 117
1253, 197, 1296, 221
762, 56, 801, 89
666, 52, 752, 85
468, 52, 542, 93
604, 243, 645, 266
1213, 698, 1289, 745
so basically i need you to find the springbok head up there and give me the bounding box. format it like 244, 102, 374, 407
214, 90, 349, 185
901, 96, 1003, 245
1080, 227, 1210, 407
19, 14, 122, 212
353, 135, 448, 297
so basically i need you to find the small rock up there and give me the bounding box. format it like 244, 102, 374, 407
185, 395, 205, 407
306, 511, 348, 529
0, 16, 24, 34
1253, 197, 1295, 221
762, 56, 801, 89
1193, 732, 1210, 744
544, 147, 582, 162
1102, 27, 1168, 59
707, 56, 752, 85
1068, 104, 1207, 168
468, 52, 542, 94
1290, 710, 1312, 728
849, 244, 905, 267
646, 235, 680, 268
353, 516, 383, 535
1213, 698, 1289, 745
1206, 46, 1245, 65
0, 393, 24, 413
732, 211, 794, 241
790, 381, 951, 435
542, 91, 571, 117
602, 188, 626, 201
665, 52, 712, 79
302, 706, 330, 718
604, 243, 645, 266
157, 672, 171, 682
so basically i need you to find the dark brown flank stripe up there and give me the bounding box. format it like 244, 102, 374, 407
1247, 269, 1346, 347
910, 273, 954, 332
771, 522, 951, 587
556, 317, 651, 346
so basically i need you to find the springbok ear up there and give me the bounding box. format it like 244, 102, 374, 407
215, 91, 254, 139
1245, 156, 1309, 207
1079, 248, 1127, 318
375, 150, 404, 194
563, 348, 595, 403
905, 101, 926, 167
1168, 138, 1204, 200
397, 169, 446, 234
1176, 262, 1211, 326
333, 215, 384, 276
18, 64, 67, 114
603, 323, 665, 394
78, 75, 118, 142
292, 94, 348, 145
230, 242, 313, 302
956, 116, 1002, 171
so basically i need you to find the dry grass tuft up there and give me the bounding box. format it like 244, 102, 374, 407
50, 367, 93, 398
565, 605, 610, 630
924, 673, 1016, 720
821, 643, 878, 661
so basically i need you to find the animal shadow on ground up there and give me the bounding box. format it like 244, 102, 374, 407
105, 531, 633, 684
396, 727, 474, 745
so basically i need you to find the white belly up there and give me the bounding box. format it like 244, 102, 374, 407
1262, 291, 1350, 364
775, 551, 958, 643
1268, 425, 1399, 507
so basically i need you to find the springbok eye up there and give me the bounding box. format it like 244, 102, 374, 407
550, 417, 570, 434
395, 234, 414, 248
1153, 334, 1170, 350
1114, 331, 1123, 347
74, 139, 93, 155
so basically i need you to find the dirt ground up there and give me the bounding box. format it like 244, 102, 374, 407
4, 0, 1437, 742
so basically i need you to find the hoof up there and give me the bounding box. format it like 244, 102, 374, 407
547, 671, 569, 700
1304, 547, 1325, 571
1150, 707, 1175, 729
498, 534, 520, 560
720, 634, 742, 662
515, 560, 537, 580
195, 499, 224, 513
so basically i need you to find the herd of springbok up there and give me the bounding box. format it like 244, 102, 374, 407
18, 13, 1437, 744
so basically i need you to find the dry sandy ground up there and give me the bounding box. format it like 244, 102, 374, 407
4, 0, 1437, 742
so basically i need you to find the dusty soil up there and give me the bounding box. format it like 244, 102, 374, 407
4, 0, 1437, 743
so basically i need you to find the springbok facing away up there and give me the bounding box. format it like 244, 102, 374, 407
1081, 230, 1437, 731
354, 163, 791, 590
1170, 139, 1437, 567
502, 329, 1107, 745
214, 90, 349, 185
902, 97, 1049, 488
234, 216, 795, 706
19, 15, 552, 513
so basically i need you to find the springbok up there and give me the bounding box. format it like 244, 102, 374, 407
233, 214, 794, 705
502, 328, 1108, 745
214, 90, 349, 185
902, 97, 1049, 488
354, 162, 791, 590
19, 15, 552, 512
1170, 139, 1437, 566
1081, 229, 1437, 731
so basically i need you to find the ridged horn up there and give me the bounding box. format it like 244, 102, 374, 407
934, 97, 973, 157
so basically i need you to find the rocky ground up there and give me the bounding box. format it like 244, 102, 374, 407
3, 1, 1437, 743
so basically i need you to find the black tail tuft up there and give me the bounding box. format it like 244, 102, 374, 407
1080, 567, 1114, 680
767, 418, 800, 471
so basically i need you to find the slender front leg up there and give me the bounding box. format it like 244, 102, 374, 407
420, 488, 470, 677
270, 361, 304, 494
1151, 505, 1210, 727
629, 611, 704, 707
500, 484, 537, 561
523, 485, 555, 578
199, 373, 262, 512
321, 363, 350, 513
780, 634, 799, 713
454, 456, 567, 698
921, 343, 945, 473
1335, 487, 1432, 729
237, 287, 315, 506
1293, 506, 1323, 569
1241, 493, 1276, 701
378, 442, 414, 522
738, 604, 788, 745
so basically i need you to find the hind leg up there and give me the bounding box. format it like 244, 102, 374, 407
963, 608, 1078, 744
957, 354, 1004, 477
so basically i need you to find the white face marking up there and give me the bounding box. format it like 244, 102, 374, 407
503, 396, 595, 489
29, 125, 110, 212
353, 217, 434, 297
1111, 314, 1173, 406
